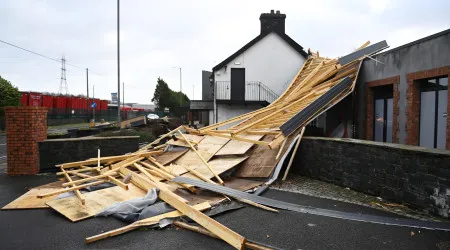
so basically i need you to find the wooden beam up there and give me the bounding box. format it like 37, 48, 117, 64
37, 180, 106, 198
231, 90, 317, 136
70, 172, 92, 179
173, 221, 274, 250
199, 106, 278, 132
60, 167, 85, 205
356, 41, 370, 51
203, 131, 269, 146
56, 166, 98, 176
275, 137, 288, 160
282, 127, 306, 181
141, 160, 175, 179
119, 167, 189, 203
62, 172, 116, 187
138, 126, 182, 151
107, 175, 129, 190
119, 167, 246, 249
86, 202, 211, 243
143, 159, 199, 192
101, 156, 146, 174
184, 165, 217, 185
58, 151, 162, 169
177, 130, 224, 185
238, 199, 278, 213
268, 134, 286, 150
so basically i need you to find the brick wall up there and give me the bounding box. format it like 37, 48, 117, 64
292, 137, 450, 217
406, 66, 450, 149
365, 76, 400, 143
4, 107, 48, 175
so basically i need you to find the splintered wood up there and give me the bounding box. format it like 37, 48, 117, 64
4, 41, 383, 249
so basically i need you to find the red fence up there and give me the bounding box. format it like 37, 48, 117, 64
19, 92, 109, 111
28, 92, 42, 107
20, 93, 28, 106
42, 95, 53, 108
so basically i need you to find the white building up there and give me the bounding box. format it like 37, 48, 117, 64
210, 10, 307, 128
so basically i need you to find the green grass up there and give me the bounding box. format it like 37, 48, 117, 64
95, 129, 155, 143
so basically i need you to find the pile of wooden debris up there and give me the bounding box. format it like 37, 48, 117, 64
2, 41, 388, 249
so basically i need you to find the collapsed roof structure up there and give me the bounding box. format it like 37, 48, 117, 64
3, 41, 410, 249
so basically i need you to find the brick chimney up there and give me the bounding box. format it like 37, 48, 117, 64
259, 10, 286, 35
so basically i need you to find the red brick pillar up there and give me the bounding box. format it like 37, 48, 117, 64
4, 107, 47, 175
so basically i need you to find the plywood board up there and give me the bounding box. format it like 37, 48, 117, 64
173, 136, 230, 167
215, 134, 263, 156
234, 135, 288, 178
153, 149, 188, 165
2, 180, 65, 210
46, 184, 146, 222
178, 155, 248, 181
166, 134, 204, 147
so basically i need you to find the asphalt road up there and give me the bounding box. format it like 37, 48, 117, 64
1, 174, 450, 249
0, 134, 6, 173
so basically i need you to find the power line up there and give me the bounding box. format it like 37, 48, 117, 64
0, 39, 103, 76
0, 39, 60, 63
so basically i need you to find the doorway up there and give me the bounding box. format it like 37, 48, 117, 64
419, 77, 448, 149
230, 68, 245, 101
373, 85, 393, 143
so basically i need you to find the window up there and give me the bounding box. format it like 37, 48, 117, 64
419, 76, 448, 149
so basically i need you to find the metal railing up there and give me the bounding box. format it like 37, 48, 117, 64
216, 81, 278, 103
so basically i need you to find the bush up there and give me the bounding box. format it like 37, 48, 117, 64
0, 75, 21, 116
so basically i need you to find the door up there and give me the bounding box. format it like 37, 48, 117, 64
373, 85, 393, 143
419, 77, 448, 149
230, 68, 245, 101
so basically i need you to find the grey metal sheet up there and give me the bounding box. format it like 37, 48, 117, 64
173, 176, 450, 231
338, 40, 388, 65
280, 77, 352, 136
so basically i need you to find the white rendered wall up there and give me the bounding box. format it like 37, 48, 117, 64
216, 104, 262, 129
214, 32, 306, 96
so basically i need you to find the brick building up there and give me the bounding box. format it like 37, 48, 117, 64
323, 29, 449, 150
328, 29, 449, 150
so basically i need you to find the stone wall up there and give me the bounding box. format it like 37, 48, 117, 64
39, 136, 139, 172
292, 137, 450, 217
4, 107, 48, 175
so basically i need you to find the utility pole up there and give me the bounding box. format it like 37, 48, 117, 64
58, 56, 69, 95
122, 82, 125, 109
93, 85, 95, 122
179, 67, 182, 107
117, 0, 121, 127
86, 68, 89, 112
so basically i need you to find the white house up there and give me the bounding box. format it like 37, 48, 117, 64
210, 10, 307, 127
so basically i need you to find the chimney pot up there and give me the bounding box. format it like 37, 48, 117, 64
259, 10, 286, 34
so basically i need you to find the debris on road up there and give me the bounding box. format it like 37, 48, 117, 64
8, 41, 447, 249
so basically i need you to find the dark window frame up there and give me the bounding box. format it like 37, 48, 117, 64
418, 76, 448, 148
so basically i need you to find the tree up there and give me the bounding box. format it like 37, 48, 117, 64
151, 77, 190, 112
0, 75, 21, 115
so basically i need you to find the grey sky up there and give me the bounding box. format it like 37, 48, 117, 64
0, 0, 449, 104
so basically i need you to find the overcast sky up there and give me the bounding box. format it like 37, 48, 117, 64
1, 0, 449, 104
